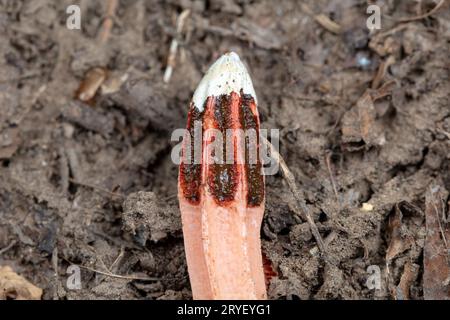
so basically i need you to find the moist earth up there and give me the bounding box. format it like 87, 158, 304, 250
0, 0, 449, 300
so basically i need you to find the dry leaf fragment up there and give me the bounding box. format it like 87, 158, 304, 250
386, 204, 412, 261
395, 262, 419, 300
341, 91, 385, 149
423, 185, 450, 300
341, 83, 396, 150
357, 92, 379, 145
0, 266, 43, 300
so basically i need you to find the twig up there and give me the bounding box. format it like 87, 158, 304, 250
65, 146, 83, 182
163, 9, 191, 83
69, 178, 125, 199
301, 4, 341, 34
98, 0, 119, 44
52, 248, 60, 300
395, 0, 446, 22
371, 23, 410, 41
261, 136, 326, 255
314, 14, 342, 34
436, 127, 450, 140
309, 231, 337, 256
74, 264, 159, 281
59, 145, 70, 194
96, 251, 112, 275
325, 151, 339, 205
63, 257, 159, 281
371, 55, 396, 89
163, 194, 177, 201
0, 240, 16, 255
370, 80, 396, 101
109, 246, 125, 273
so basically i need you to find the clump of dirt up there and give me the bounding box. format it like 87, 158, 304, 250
123, 191, 181, 244
0, 0, 449, 300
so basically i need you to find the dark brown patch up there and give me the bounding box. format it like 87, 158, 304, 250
207, 94, 239, 205
213, 94, 233, 131
208, 163, 239, 204
179, 103, 204, 204
240, 93, 264, 207
262, 250, 278, 287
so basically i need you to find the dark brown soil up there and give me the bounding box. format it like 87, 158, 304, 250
0, 0, 449, 300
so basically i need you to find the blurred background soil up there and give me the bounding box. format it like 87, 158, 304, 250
0, 0, 449, 300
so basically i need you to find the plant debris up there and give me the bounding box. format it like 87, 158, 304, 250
0, 266, 43, 300
423, 185, 450, 300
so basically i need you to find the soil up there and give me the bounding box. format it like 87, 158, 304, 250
0, 0, 449, 300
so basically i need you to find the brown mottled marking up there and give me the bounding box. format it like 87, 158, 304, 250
240, 93, 264, 207
179, 103, 204, 204
207, 94, 239, 205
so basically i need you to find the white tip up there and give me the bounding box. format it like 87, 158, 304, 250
192, 52, 257, 111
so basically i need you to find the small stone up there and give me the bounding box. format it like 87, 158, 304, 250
361, 203, 374, 212
62, 123, 75, 139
